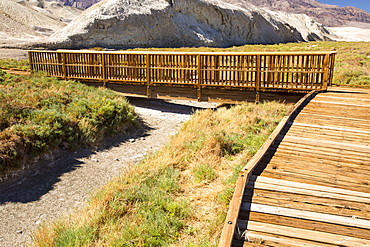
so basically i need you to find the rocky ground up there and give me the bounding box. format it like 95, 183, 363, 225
0, 51, 219, 246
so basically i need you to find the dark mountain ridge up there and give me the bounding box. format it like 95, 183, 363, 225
240, 0, 370, 26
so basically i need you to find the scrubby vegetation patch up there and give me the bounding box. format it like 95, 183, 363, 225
0, 69, 137, 177
31, 101, 289, 246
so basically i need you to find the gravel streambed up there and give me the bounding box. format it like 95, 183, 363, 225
0, 97, 218, 246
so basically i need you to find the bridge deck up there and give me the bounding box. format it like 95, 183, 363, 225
221, 87, 370, 246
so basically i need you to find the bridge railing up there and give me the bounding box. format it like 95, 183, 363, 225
28, 50, 336, 92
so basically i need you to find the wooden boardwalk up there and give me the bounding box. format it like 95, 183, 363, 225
220, 87, 370, 246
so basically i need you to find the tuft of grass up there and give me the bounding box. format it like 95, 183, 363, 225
31, 101, 290, 247
0, 59, 29, 71
0, 70, 137, 176
193, 163, 217, 183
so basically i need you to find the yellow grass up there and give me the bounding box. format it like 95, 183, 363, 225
31, 101, 290, 247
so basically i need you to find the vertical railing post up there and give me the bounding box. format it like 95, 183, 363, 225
328, 52, 336, 87
101, 53, 107, 86
197, 54, 203, 102
61, 52, 67, 80
322, 53, 330, 90
215, 54, 220, 84
255, 55, 261, 103
146, 54, 151, 98
28, 51, 34, 74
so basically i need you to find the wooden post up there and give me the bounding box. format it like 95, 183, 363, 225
328, 52, 336, 87
28, 51, 34, 74
146, 54, 151, 98
61, 52, 67, 80
101, 53, 107, 86
255, 55, 261, 103
322, 53, 330, 90
215, 55, 220, 85
197, 54, 203, 102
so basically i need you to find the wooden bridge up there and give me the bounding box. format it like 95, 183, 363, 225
220, 87, 370, 246
28, 50, 336, 102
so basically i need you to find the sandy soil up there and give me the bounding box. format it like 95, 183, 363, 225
0, 95, 218, 246
0, 49, 29, 60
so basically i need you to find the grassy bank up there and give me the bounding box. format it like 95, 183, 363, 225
31, 101, 290, 246
0, 69, 137, 177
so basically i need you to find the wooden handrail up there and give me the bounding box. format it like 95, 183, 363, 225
28, 50, 336, 96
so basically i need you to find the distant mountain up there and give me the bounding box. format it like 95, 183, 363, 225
224, 0, 370, 26
57, 0, 370, 27
46, 0, 101, 9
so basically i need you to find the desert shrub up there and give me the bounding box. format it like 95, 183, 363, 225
0, 71, 137, 175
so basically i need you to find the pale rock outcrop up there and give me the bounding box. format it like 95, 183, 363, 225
0, 0, 83, 47
16, 0, 83, 23
1, 0, 65, 35
45, 0, 335, 49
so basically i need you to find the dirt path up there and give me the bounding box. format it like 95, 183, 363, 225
0, 97, 218, 247
0, 49, 29, 60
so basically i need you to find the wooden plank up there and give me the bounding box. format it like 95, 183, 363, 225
297, 112, 370, 124
250, 176, 370, 199
311, 100, 370, 107
243, 231, 334, 247
240, 212, 370, 240
242, 192, 370, 221
282, 136, 370, 153
259, 170, 370, 194
246, 181, 370, 204
258, 166, 370, 193
275, 141, 370, 160
244, 221, 370, 246
242, 189, 370, 218
265, 154, 370, 177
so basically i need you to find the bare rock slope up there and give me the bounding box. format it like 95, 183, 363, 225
44, 0, 335, 49
0, 0, 82, 47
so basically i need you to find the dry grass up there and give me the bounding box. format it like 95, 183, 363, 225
31, 101, 290, 247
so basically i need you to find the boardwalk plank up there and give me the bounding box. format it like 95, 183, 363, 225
243, 231, 334, 247
246, 180, 370, 204
239, 212, 370, 240
244, 221, 370, 246
242, 189, 370, 218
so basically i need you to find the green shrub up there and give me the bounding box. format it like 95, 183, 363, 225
0, 71, 137, 175
193, 163, 217, 183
